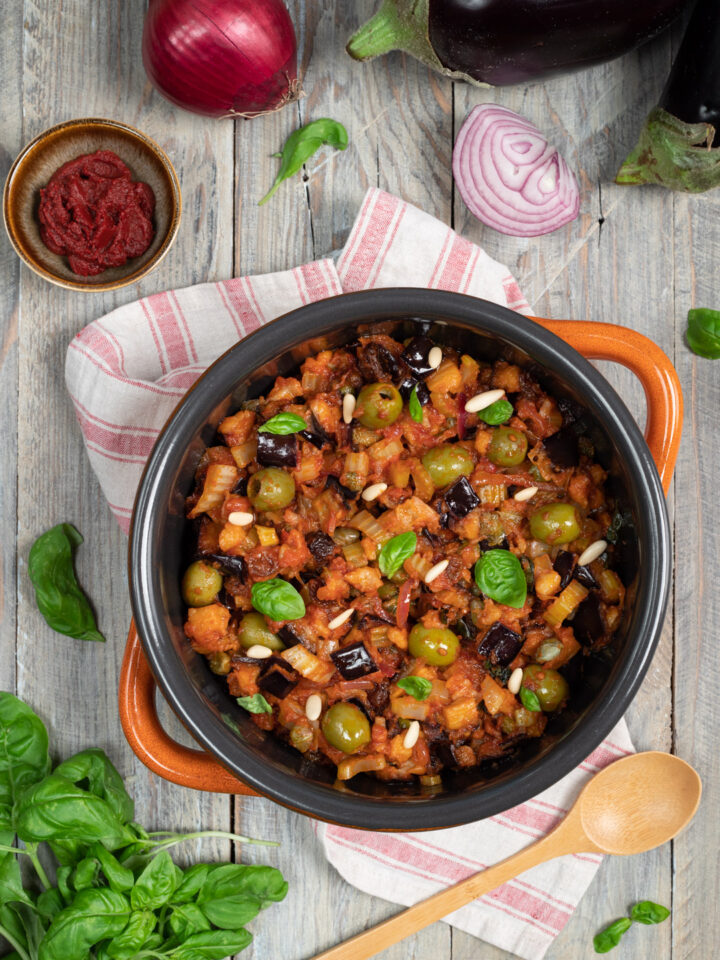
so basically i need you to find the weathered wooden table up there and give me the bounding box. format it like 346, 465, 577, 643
1, 3, 716, 958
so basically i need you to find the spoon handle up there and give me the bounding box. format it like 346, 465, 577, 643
310, 826, 583, 960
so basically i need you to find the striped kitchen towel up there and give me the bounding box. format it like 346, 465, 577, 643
65, 186, 631, 959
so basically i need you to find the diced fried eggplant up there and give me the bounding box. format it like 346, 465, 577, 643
444, 476, 480, 517
331, 641, 377, 679
543, 427, 579, 468
553, 550, 575, 590
257, 432, 298, 467
401, 336, 435, 378
478, 622, 522, 666
572, 593, 603, 646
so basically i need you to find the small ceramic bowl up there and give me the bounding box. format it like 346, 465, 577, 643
3, 117, 181, 292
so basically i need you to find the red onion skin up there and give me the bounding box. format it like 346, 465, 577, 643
142, 0, 299, 118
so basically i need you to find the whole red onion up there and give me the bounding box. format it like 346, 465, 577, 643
142, 0, 300, 119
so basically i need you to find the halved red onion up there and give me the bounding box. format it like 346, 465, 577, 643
453, 104, 580, 237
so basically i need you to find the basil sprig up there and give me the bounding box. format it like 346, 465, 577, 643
251, 579, 306, 621
474, 549, 527, 609
0, 691, 286, 960
520, 687, 541, 712
630, 901, 671, 925
378, 532, 417, 578
686, 307, 720, 359
237, 694, 273, 715
408, 385, 424, 423
258, 413, 307, 435
259, 118, 349, 205
28, 524, 105, 643
397, 676, 432, 701
477, 398, 513, 425
593, 901, 670, 953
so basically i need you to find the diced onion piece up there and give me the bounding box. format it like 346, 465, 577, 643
453, 104, 580, 238
479, 677, 516, 716
188, 463, 238, 518
392, 698, 430, 721
337, 754, 386, 781
443, 696, 480, 730
430, 680, 450, 703
230, 440, 257, 470
281, 645, 335, 684
544, 580, 589, 627
404, 553, 432, 581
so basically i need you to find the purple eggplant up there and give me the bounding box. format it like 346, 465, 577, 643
553, 551, 575, 591
572, 593, 604, 646
257, 432, 298, 468
444, 476, 480, 517
399, 377, 430, 405
543, 427, 579, 469
331, 641, 378, 679
258, 666, 298, 699
401, 336, 435, 378
478, 622, 522, 666
347, 0, 686, 87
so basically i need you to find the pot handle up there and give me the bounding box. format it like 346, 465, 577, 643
532, 319, 682, 495
119, 621, 259, 795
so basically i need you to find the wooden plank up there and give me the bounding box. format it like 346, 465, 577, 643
451, 33, 676, 960
15, 0, 235, 869
671, 190, 720, 960
0, 0, 22, 695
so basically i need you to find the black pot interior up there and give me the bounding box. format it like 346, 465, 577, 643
130, 291, 669, 828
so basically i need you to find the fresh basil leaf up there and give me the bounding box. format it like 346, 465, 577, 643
0, 692, 51, 842
251, 579, 305, 621
258, 413, 307, 435
106, 909, 157, 959
408, 385, 423, 423
54, 750, 134, 825
171, 864, 215, 904
90, 844, 134, 894
0, 902, 28, 956
198, 863, 288, 914
259, 118, 348, 205
378, 532, 417, 578
593, 916, 632, 953
687, 308, 720, 359
28, 524, 105, 643
0, 853, 31, 906
10, 901, 46, 960
37, 888, 131, 960
397, 677, 432, 701
630, 900, 670, 925
71, 856, 100, 892
478, 398, 514, 425
48, 839, 88, 868
474, 549, 527, 609
236, 694, 273, 715
168, 902, 212, 940
130, 851, 182, 911
56, 866, 73, 904
14, 774, 135, 850
169, 927, 253, 960
520, 687, 542, 712
36, 888, 64, 921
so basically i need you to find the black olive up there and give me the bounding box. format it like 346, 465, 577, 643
553, 550, 575, 590
571, 593, 604, 645
398, 377, 430, 404
257, 667, 298, 699
305, 532, 336, 564
543, 427, 580, 468
477, 622, 522, 666
257, 432, 298, 468
201, 554, 247, 581
444, 476, 480, 517
401, 336, 436, 378
330, 641, 378, 679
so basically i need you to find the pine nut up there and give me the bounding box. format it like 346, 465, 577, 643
362, 482, 388, 502
424, 559, 449, 585
464, 389, 506, 413
428, 346, 443, 369
577, 540, 607, 567
508, 667, 523, 695
342, 393, 356, 424
403, 720, 420, 750
228, 511, 254, 526
246, 645, 273, 659
513, 486, 538, 502
328, 608, 354, 630
305, 694, 322, 721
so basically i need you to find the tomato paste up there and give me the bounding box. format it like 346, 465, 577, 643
38, 149, 155, 276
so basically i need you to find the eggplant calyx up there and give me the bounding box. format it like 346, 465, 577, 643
346, 0, 490, 88
616, 108, 720, 194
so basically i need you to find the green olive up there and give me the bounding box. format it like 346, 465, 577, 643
487, 426, 528, 467
522, 664, 569, 712
247, 467, 296, 512
182, 561, 223, 607
238, 612, 285, 651
356, 382, 403, 429
421, 444, 473, 489
529, 502, 581, 545
321, 702, 371, 754
408, 625, 460, 667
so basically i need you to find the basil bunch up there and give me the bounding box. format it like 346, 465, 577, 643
0, 692, 285, 960
474, 549, 527, 609
378, 532, 417, 578
28, 525, 105, 643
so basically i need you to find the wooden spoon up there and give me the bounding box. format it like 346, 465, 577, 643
311, 751, 701, 960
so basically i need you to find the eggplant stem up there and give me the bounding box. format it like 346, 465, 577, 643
347, 0, 410, 61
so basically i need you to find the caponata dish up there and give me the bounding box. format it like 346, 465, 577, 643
182, 333, 627, 785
